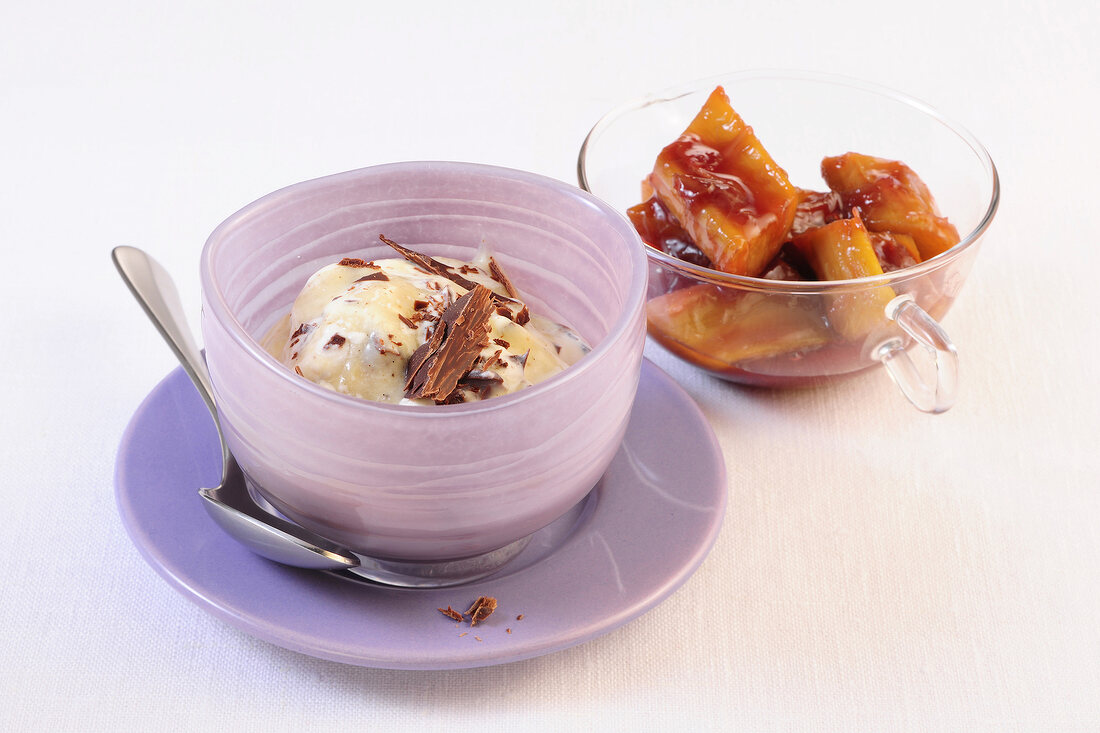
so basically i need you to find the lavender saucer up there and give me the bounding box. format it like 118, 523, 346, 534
114, 359, 726, 670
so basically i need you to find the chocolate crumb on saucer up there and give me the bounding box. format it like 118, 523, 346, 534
466, 596, 498, 626
438, 606, 464, 622
438, 596, 500, 633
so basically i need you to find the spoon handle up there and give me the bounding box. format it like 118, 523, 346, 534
111, 246, 220, 427
112, 246, 360, 570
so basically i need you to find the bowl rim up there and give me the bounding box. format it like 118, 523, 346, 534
577, 68, 1000, 294
200, 160, 649, 415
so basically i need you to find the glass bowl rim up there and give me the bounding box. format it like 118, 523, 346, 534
200, 160, 649, 416
577, 68, 1000, 294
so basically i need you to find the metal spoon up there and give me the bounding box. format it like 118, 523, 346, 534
112, 246, 360, 571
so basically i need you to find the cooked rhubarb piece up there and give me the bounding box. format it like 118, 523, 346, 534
821, 152, 960, 260
627, 195, 713, 268
796, 208, 897, 338
648, 86, 799, 277
646, 284, 830, 367
870, 231, 920, 272
792, 212, 897, 341
790, 189, 844, 238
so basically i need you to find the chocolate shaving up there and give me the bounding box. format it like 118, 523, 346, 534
324, 334, 346, 349
492, 338, 510, 349
404, 285, 495, 402
294, 365, 304, 376
466, 596, 498, 626
338, 258, 372, 268
405, 323, 445, 396
379, 235, 519, 305
290, 323, 310, 340
493, 302, 529, 325
438, 606, 463, 622
488, 256, 519, 298
461, 369, 504, 385
398, 313, 417, 329
412, 299, 429, 311
509, 349, 530, 369
372, 333, 398, 356
354, 271, 389, 282
379, 235, 481, 291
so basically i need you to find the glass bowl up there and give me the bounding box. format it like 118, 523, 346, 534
578, 70, 999, 412
200, 161, 647, 585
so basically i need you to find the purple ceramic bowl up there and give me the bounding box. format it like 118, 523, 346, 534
200, 162, 647, 571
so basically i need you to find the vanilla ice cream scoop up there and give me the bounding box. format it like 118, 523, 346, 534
262, 242, 588, 405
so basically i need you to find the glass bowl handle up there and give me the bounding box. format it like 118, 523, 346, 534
875, 294, 959, 414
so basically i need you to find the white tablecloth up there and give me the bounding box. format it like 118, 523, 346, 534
3, 1, 1098, 730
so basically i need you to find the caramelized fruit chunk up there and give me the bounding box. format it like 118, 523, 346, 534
646, 283, 830, 367
790, 189, 844, 238
821, 152, 959, 260
792, 211, 897, 341
870, 231, 920, 272
627, 195, 712, 268
648, 86, 799, 277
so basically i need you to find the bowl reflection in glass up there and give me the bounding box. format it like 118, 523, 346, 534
579, 70, 999, 413
200, 162, 647, 585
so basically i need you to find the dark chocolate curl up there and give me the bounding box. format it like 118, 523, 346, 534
379, 234, 518, 305
488, 256, 519, 298
379, 235, 480, 291
404, 284, 496, 402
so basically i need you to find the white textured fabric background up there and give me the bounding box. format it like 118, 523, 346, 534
3, 1, 1098, 730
